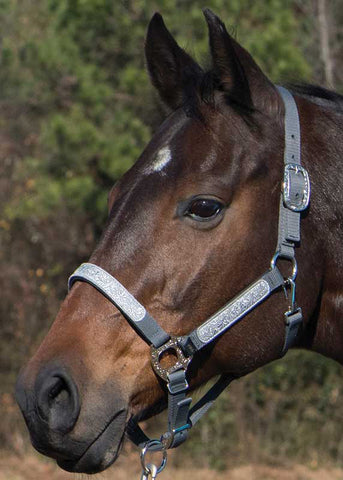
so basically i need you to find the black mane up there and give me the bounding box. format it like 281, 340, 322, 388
288, 83, 343, 113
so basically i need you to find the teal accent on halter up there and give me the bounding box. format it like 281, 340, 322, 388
173, 424, 191, 434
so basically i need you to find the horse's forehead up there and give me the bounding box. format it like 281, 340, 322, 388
141, 112, 189, 174
143, 145, 173, 174
140, 111, 223, 178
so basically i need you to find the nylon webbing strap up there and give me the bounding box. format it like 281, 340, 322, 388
277, 86, 301, 166
126, 370, 191, 450
277, 198, 299, 258
273, 86, 310, 354
181, 267, 284, 355
283, 309, 303, 354
166, 370, 192, 448
126, 373, 236, 450
68, 263, 170, 348
188, 374, 236, 426
276, 86, 301, 259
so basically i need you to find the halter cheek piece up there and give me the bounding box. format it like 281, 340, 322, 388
68, 86, 310, 475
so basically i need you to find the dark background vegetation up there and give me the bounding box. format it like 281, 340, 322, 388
1, 0, 342, 470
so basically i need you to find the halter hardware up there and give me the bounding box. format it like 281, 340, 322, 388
271, 252, 298, 281
140, 440, 167, 479
283, 164, 310, 212
150, 337, 191, 383
67, 86, 310, 478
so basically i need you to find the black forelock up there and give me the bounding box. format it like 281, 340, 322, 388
180, 66, 255, 122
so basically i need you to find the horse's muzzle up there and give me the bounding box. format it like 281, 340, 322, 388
15, 363, 127, 473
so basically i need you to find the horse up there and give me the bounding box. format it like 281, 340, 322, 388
15, 8, 343, 478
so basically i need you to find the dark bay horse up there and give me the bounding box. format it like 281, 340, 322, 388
15, 9, 343, 476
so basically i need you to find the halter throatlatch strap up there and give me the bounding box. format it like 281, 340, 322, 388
67, 86, 311, 463
274, 86, 310, 354
275, 86, 310, 262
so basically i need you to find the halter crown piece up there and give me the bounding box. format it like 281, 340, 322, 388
68, 86, 310, 479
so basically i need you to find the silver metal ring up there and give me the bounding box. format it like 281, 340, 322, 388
270, 252, 297, 281
140, 440, 167, 474
290, 258, 298, 280
270, 251, 280, 270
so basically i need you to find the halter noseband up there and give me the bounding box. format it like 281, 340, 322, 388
68, 86, 310, 475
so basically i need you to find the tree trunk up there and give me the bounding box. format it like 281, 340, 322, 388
317, 0, 335, 87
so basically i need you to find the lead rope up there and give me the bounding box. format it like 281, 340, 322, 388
68, 86, 310, 479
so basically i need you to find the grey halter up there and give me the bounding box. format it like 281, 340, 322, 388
68, 86, 310, 467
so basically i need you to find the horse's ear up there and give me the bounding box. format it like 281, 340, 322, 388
203, 9, 278, 113
145, 13, 203, 110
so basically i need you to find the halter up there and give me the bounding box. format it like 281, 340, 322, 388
68, 86, 310, 478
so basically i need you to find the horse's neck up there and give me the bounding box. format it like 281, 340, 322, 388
301, 99, 343, 363
311, 246, 343, 363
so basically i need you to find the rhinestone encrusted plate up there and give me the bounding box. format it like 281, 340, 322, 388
69, 263, 146, 322
197, 279, 270, 343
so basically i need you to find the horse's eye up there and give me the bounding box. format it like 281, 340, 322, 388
186, 198, 223, 221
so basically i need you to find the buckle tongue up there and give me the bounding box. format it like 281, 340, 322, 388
283, 164, 310, 212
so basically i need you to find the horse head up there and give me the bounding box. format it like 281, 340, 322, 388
16, 9, 338, 475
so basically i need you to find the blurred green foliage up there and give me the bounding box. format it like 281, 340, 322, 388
1, 0, 311, 226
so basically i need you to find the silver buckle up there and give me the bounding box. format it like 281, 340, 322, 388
150, 337, 192, 382
283, 164, 310, 212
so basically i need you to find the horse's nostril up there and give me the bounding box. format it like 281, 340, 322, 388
48, 377, 68, 404
36, 370, 80, 434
